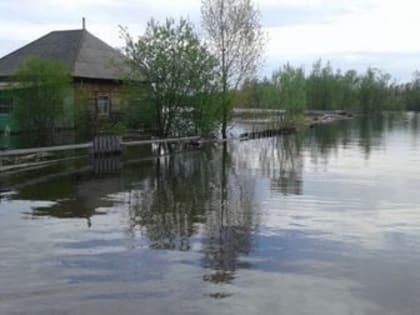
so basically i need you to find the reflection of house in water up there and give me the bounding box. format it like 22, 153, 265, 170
21, 174, 124, 226
15, 160, 154, 227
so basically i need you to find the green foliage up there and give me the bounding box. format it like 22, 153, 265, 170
184, 92, 221, 137
235, 59, 405, 114
121, 17, 219, 137
11, 57, 72, 132
201, 0, 265, 138
402, 72, 420, 111
235, 79, 262, 108
306, 60, 338, 110
72, 85, 92, 133
359, 68, 388, 113
103, 121, 128, 136
336, 70, 360, 111
121, 82, 157, 132
272, 64, 307, 116
235, 78, 283, 109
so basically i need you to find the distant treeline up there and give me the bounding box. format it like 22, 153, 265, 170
234, 60, 420, 113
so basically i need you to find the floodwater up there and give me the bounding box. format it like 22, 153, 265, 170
1, 114, 420, 315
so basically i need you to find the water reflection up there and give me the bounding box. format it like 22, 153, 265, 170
20, 172, 124, 226
127, 152, 212, 250
2, 113, 420, 314
410, 111, 420, 138
7, 158, 151, 228
201, 144, 257, 286
91, 156, 122, 175
233, 135, 304, 196
125, 144, 259, 288
306, 113, 410, 162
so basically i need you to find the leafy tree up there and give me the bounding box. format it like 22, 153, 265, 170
403, 72, 420, 111
11, 57, 72, 132
233, 77, 280, 109
201, 0, 265, 138
121, 18, 218, 137
272, 64, 307, 116
235, 78, 262, 108
258, 78, 278, 109
359, 68, 392, 113
337, 70, 360, 111
306, 60, 340, 110
232, 59, 407, 115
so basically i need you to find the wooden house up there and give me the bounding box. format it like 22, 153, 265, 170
0, 23, 129, 132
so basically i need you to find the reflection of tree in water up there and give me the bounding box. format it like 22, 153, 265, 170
127, 149, 215, 251
410, 112, 420, 138
271, 136, 304, 195
126, 144, 259, 289
305, 114, 403, 162
306, 120, 352, 164
202, 144, 257, 285
230, 114, 405, 196
357, 115, 386, 159
233, 136, 304, 195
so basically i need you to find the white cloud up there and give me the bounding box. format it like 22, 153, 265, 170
0, 0, 419, 81
262, 0, 420, 80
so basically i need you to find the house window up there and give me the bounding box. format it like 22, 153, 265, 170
96, 95, 111, 115
0, 97, 13, 115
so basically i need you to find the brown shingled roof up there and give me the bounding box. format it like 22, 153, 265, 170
0, 29, 128, 81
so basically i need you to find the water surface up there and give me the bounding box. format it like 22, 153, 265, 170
1, 114, 420, 315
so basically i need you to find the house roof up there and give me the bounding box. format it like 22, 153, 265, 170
0, 29, 128, 81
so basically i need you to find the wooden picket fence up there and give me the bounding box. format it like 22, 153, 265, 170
91, 135, 122, 156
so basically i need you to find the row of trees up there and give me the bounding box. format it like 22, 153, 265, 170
6, 0, 420, 137
403, 72, 420, 111
235, 60, 420, 113
122, 0, 265, 138
235, 60, 409, 113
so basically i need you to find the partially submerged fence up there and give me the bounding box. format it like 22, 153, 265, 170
0, 136, 201, 158
0, 135, 201, 174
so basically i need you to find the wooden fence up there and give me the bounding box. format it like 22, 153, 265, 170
0, 136, 201, 158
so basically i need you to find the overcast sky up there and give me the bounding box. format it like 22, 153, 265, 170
1, 0, 419, 82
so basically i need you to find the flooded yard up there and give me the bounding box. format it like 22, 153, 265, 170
1, 114, 420, 314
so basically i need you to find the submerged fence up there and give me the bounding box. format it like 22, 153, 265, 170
0, 135, 201, 174
0, 136, 201, 158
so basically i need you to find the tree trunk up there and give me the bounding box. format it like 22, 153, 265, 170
221, 105, 228, 139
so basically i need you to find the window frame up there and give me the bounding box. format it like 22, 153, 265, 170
96, 95, 111, 116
